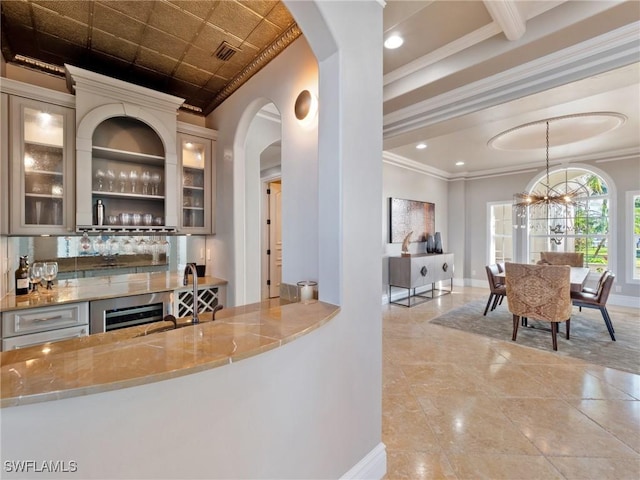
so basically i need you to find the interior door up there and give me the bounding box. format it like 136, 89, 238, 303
268, 181, 282, 298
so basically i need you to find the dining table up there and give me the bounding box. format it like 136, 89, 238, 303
495, 266, 590, 292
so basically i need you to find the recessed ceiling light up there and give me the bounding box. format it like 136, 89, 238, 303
384, 35, 404, 49
455, 161, 465, 166
416, 143, 427, 150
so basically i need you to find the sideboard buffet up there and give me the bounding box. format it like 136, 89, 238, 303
388, 253, 454, 307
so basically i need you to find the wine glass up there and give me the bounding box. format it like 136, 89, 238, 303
95, 169, 105, 191
29, 262, 44, 292
129, 170, 139, 193
141, 171, 151, 195
119, 171, 128, 193
150, 172, 161, 196
80, 231, 92, 254
43, 262, 58, 289
106, 169, 116, 192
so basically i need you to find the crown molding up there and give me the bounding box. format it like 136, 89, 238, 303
383, 146, 639, 181
0, 77, 75, 107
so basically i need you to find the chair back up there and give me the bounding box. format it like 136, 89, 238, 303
596, 272, 615, 305
505, 262, 572, 323
540, 251, 584, 267
485, 264, 502, 291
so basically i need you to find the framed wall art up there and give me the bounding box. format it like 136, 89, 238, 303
389, 198, 435, 243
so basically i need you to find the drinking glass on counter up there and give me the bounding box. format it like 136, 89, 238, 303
29, 262, 44, 292
43, 262, 58, 289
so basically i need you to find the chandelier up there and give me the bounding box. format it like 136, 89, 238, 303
513, 120, 579, 224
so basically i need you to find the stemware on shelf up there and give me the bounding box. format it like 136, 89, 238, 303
129, 170, 139, 194
43, 262, 58, 289
80, 231, 92, 254
95, 169, 105, 191
106, 169, 116, 192
141, 171, 151, 195
150, 172, 161, 196
29, 262, 44, 292
118, 171, 128, 193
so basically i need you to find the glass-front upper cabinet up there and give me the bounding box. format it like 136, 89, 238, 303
10, 97, 75, 235
178, 130, 214, 234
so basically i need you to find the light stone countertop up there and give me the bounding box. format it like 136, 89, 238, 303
0, 299, 340, 408
0, 272, 227, 312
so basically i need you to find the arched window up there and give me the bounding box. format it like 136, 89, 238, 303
527, 168, 610, 272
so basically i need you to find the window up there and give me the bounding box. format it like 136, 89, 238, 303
489, 202, 513, 265
628, 191, 640, 282
527, 168, 610, 272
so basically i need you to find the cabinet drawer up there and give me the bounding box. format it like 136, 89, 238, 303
2, 302, 89, 338
2, 324, 89, 350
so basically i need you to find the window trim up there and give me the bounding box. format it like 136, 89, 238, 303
626, 190, 640, 284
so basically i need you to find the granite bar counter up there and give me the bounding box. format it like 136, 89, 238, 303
1, 299, 340, 407
0, 272, 227, 312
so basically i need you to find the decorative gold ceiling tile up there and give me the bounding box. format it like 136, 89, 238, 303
32, 6, 89, 47
140, 26, 188, 60
174, 62, 211, 87
92, 30, 138, 63
92, 3, 146, 44
98, 0, 156, 23
148, 1, 202, 43
2, 0, 299, 116
182, 45, 223, 74
208, 1, 263, 40
245, 19, 281, 48
191, 22, 229, 52
265, 2, 295, 29
136, 47, 178, 75
35, 0, 91, 24
1, 1, 33, 26
205, 74, 228, 91
239, 0, 278, 17
168, 0, 218, 21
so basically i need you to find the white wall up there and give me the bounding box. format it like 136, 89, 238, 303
382, 161, 449, 300
207, 37, 319, 307
244, 112, 282, 303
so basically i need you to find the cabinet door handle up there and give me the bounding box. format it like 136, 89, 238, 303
420, 266, 428, 276
33, 315, 64, 322
442, 263, 448, 272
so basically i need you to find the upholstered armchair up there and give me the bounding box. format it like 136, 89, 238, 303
483, 264, 506, 315
539, 251, 584, 267
505, 262, 572, 351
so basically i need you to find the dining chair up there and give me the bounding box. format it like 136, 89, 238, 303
483, 264, 506, 315
505, 262, 572, 351
571, 272, 616, 341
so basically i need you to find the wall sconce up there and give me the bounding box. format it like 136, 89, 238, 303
294, 89, 318, 123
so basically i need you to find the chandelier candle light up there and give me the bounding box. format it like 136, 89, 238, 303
512, 120, 579, 227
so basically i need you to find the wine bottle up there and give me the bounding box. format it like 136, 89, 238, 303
15, 255, 29, 295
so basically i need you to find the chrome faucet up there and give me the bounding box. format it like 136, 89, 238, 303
183, 263, 199, 324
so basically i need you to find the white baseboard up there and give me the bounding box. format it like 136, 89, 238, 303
341, 442, 386, 480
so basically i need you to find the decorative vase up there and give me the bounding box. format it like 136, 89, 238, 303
426, 234, 435, 253
434, 232, 443, 254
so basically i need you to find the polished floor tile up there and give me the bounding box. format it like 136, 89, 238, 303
382, 287, 640, 479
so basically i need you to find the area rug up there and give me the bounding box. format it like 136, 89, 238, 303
430, 300, 640, 375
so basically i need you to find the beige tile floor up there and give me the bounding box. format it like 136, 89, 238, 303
382, 286, 640, 479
